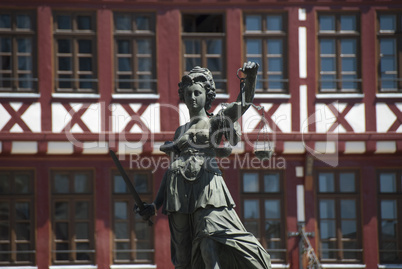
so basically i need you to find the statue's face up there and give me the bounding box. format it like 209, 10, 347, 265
184, 83, 206, 113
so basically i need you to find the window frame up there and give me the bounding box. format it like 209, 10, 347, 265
111, 169, 154, 264
315, 169, 362, 263
243, 12, 289, 94
377, 12, 402, 93
53, 11, 97, 93
317, 12, 362, 93
0, 10, 37, 93
377, 169, 402, 263
0, 169, 35, 266
181, 13, 227, 93
240, 170, 287, 263
113, 12, 157, 94
50, 169, 95, 265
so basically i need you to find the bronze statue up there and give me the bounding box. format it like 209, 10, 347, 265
138, 62, 271, 269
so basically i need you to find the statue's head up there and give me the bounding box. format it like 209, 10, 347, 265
178, 66, 216, 114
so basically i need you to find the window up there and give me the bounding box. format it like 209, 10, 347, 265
182, 14, 226, 93
378, 170, 402, 263
377, 13, 402, 93
112, 170, 154, 264
0, 170, 35, 266
241, 171, 286, 263
54, 12, 97, 93
114, 13, 156, 94
316, 171, 362, 262
51, 170, 94, 264
318, 13, 361, 93
244, 13, 288, 93
0, 11, 37, 92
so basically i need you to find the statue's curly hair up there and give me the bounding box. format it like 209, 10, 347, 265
178, 66, 216, 116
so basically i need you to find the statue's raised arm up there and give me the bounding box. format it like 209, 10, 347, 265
222, 61, 259, 123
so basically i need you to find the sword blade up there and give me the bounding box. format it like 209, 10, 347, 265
109, 150, 153, 226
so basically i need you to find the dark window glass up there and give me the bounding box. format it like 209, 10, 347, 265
182, 14, 226, 93
114, 13, 156, 94
317, 171, 362, 262
244, 13, 288, 93
318, 13, 361, 93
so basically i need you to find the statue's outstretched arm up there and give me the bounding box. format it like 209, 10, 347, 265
222, 61, 259, 123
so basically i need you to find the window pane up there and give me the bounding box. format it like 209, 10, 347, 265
341, 200, 356, 218
54, 174, 69, 193
319, 173, 335, 192
18, 56, 32, 71
267, 39, 282, 54
16, 223, 30, 240
74, 174, 90, 193
79, 40, 91, 53
114, 175, 127, 193
118, 57, 131, 71
115, 14, 131, 31
55, 222, 68, 240
59, 57, 72, 71
136, 16, 150, 30
58, 39, 71, 53
115, 222, 128, 239
381, 56, 396, 72
341, 39, 356, 55
246, 15, 261, 31
0, 174, 10, 193
267, 15, 282, 31
381, 200, 397, 219
1, 37, 11, 52
381, 219, 397, 238
340, 172, 355, 192
75, 201, 89, 219
319, 199, 335, 218
15, 174, 30, 193
16, 14, 31, 29
15, 202, 30, 220
320, 15, 335, 31
56, 243, 69, 260
268, 58, 282, 72
16, 243, 31, 262
114, 201, 128, 219
206, 39, 222, 54
380, 14, 396, 31
184, 40, 201, 54
76, 243, 91, 260
342, 58, 356, 72
264, 173, 279, 193
321, 57, 335, 72
57, 15, 71, 30
116, 242, 130, 260
77, 16, 91, 30
244, 199, 259, 219
320, 39, 335, 54
247, 39, 262, 54
265, 221, 281, 238
0, 221, 9, 240
76, 222, 89, 239
265, 200, 280, 219
380, 173, 397, 193
0, 14, 11, 29
341, 220, 357, 239
138, 39, 151, 54
134, 174, 149, 193
243, 173, 259, 192
0, 202, 9, 221
79, 57, 92, 71
117, 40, 130, 54
55, 202, 69, 220
17, 38, 32, 53
341, 15, 356, 31
320, 220, 336, 239
138, 58, 151, 72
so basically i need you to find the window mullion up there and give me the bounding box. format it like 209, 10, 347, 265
12, 37, 18, 90
263, 38, 269, 90
336, 199, 343, 260
133, 40, 138, 91
336, 38, 342, 92
73, 38, 79, 90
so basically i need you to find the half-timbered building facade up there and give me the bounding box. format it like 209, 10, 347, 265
0, 1, 402, 269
